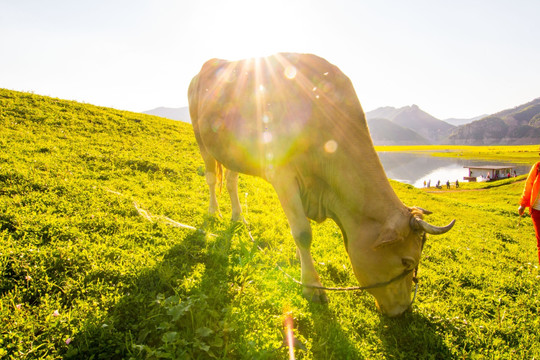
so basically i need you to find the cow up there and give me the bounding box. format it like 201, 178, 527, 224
188, 53, 455, 317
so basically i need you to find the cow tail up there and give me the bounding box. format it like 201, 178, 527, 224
189, 67, 223, 194
188, 74, 199, 127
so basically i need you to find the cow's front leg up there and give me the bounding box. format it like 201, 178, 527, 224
271, 173, 328, 303
293, 226, 328, 303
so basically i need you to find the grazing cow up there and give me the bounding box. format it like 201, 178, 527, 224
188, 53, 455, 316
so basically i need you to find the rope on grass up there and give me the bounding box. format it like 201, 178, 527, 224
103, 187, 416, 294
103, 187, 217, 237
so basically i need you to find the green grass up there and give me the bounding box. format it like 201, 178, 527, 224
375, 145, 540, 164
1, 88, 540, 359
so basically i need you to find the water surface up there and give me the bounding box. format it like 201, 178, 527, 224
377, 152, 531, 188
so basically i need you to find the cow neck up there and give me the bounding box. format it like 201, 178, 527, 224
328, 168, 407, 254
331, 140, 404, 224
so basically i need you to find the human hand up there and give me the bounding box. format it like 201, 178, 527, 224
518, 205, 525, 216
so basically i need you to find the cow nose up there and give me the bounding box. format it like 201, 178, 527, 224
375, 299, 410, 317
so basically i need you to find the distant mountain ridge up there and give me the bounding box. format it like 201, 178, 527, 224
366, 105, 455, 145
447, 98, 540, 145
143, 107, 191, 123
443, 114, 488, 127
366, 118, 430, 145
143, 99, 540, 145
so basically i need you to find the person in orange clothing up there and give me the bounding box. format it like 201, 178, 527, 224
518, 155, 540, 264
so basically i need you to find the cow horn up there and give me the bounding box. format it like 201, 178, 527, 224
410, 218, 456, 235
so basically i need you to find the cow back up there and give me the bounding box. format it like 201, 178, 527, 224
190, 53, 370, 179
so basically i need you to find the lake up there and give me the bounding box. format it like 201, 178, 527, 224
377, 152, 531, 188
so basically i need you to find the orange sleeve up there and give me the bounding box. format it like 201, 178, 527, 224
520, 162, 540, 208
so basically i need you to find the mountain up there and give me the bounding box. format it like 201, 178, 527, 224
366, 118, 430, 145
443, 114, 488, 127
390, 105, 455, 143
144, 99, 540, 145
143, 106, 191, 123
147, 104, 448, 144
447, 98, 540, 145
366, 105, 455, 144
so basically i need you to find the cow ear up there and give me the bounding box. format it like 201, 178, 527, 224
373, 228, 404, 249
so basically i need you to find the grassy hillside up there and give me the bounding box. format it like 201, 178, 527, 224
1, 88, 540, 359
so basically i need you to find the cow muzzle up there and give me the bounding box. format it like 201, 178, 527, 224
372, 271, 419, 317
376, 300, 412, 317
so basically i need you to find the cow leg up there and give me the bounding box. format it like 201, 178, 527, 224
206, 171, 220, 217
271, 174, 328, 303
201, 154, 221, 218
225, 169, 242, 222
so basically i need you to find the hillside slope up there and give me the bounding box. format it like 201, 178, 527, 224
367, 117, 430, 145
443, 114, 488, 127
1, 89, 540, 359
0, 88, 215, 358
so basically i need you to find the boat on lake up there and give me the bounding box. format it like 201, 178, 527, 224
463, 165, 516, 182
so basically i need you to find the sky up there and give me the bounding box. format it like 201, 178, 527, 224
1, 0, 539, 120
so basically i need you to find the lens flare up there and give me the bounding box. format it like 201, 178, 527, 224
284, 65, 297, 79
324, 139, 338, 153
197, 53, 355, 174
284, 312, 295, 360
263, 131, 273, 143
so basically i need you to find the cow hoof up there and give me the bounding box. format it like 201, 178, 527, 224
208, 211, 223, 219
204, 213, 223, 226
303, 288, 328, 304
231, 213, 242, 222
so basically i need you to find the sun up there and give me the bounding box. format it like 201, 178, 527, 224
197, 0, 308, 61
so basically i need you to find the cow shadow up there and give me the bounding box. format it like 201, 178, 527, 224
376, 308, 454, 359
63, 216, 453, 359
304, 295, 453, 359
64, 218, 238, 359
305, 302, 364, 359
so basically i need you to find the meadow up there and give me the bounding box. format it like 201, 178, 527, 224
375, 145, 539, 164
1, 88, 540, 359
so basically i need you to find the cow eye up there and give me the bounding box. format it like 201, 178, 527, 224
402, 257, 415, 269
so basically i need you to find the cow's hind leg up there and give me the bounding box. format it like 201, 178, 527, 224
225, 169, 242, 222
270, 172, 328, 303
201, 153, 222, 218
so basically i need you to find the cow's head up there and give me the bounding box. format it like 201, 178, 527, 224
348, 207, 454, 317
